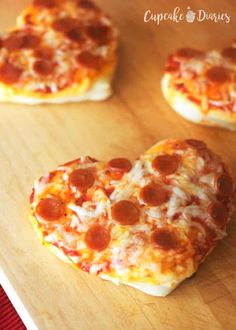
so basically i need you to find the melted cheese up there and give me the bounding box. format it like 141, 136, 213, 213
30, 139, 234, 296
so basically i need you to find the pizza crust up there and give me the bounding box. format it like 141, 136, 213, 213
100, 274, 179, 296
0, 71, 114, 104
161, 73, 236, 131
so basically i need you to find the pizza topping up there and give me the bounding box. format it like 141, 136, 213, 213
111, 200, 140, 225
34, 47, 53, 60
36, 197, 65, 221
208, 201, 228, 228
152, 155, 180, 175
3, 33, 23, 51
33, 0, 57, 8
52, 18, 79, 33
214, 173, 234, 198
86, 25, 111, 45
66, 28, 85, 43
22, 34, 40, 48
78, 0, 98, 9
69, 168, 95, 191
108, 158, 132, 173
222, 47, 236, 62
140, 183, 168, 206
84, 224, 110, 251
33, 60, 54, 76
151, 229, 179, 250
77, 51, 103, 70
206, 66, 230, 84
176, 48, 203, 58
0, 62, 22, 84
185, 139, 207, 150
3, 32, 40, 51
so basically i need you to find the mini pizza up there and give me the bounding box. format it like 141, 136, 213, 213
161, 45, 236, 130
0, 0, 118, 104
29, 139, 235, 296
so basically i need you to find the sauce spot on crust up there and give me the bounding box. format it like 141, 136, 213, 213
0, 62, 22, 84
36, 197, 65, 221
208, 201, 228, 228
107, 158, 132, 173
111, 200, 140, 225
206, 66, 230, 84
69, 168, 95, 191
152, 154, 180, 175
84, 224, 110, 251
140, 183, 168, 206
151, 229, 179, 250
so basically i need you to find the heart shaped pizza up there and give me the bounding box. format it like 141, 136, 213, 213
29, 139, 235, 296
0, 0, 118, 104
162, 43, 236, 130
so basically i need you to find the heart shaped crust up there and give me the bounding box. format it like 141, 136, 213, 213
29, 139, 235, 296
161, 43, 236, 130
0, 0, 118, 103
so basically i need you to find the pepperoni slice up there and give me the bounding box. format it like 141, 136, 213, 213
140, 183, 168, 206
3, 33, 40, 50
151, 229, 179, 250
52, 18, 79, 33
34, 47, 53, 60
111, 200, 140, 225
222, 47, 236, 62
69, 168, 95, 191
185, 139, 207, 150
79, 0, 98, 9
206, 66, 230, 84
3, 34, 23, 51
77, 51, 103, 70
152, 154, 180, 175
208, 201, 228, 228
108, 158, 132, 173
176, 48, 203, 58
36, 197, 65, 221
66, 28, 85, 43
0, 62, 22, 84
86, 25, 111, 45
84, 224, 110, 251
214, 173, 234, 198
22, 34, 40, 48
0, 38, 2, 49
33, 60, 54, 76
34, 0, 56, 7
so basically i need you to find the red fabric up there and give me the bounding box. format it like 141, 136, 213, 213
0, 286, 26, 330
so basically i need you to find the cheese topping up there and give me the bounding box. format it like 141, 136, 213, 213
30, 139, 235, 291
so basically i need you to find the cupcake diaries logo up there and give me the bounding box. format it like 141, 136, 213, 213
144, 7, 231, 24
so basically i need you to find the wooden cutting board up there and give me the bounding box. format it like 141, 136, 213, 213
0, 1, 235, 329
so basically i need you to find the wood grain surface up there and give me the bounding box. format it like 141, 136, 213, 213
0, 1, 236, 329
